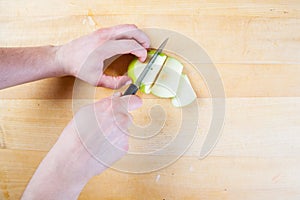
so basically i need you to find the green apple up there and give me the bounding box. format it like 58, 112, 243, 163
127, 51, 196, 107
127, 50, 167, 94
171, 74, 197, 107
151, 57, 183, 98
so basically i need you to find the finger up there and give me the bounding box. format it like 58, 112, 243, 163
113, 91, 122, 97
94, 97, 131, 135
120, 95, 143, 111
98, 39, 148, 62
109, 95, 134, 124
116, 133, 129, 152
112, 28, 150, 49
115, 112, 132, 130
98, 74, 131, 89
97, 24, 150, 48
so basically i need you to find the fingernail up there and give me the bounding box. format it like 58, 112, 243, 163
125, 80, 132, 85
113, 92, 122, 97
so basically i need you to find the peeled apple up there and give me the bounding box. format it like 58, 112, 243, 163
127, 51, 196, 107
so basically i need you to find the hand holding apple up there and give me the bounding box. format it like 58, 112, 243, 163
55, 24, 150, 88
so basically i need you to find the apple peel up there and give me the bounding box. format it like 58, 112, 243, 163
171, 74, 196, 107
151, 57, 183, 98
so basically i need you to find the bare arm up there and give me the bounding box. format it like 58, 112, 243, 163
22, 93, 142, 199
0, 24, 150, 90
0, 46, 65, 89
9, 24, 150, 199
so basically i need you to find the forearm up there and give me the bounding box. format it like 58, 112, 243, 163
0, 46, 66, 89
21, 92, 136, 199
21, 159, 88, 200
21, 124, 105, 200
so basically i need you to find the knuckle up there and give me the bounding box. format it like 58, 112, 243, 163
123, 24, 137, 29
127, 39, 139, 47
95, 28, 110, 40
128, 24, 138, 28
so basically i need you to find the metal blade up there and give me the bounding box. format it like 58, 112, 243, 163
135, 38, 169, 87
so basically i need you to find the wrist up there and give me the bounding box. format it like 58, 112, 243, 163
54, 122, 110, 177
22, 152, 90, 200
52, 45, 71, 77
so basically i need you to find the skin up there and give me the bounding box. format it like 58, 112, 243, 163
0, 24, 150, 199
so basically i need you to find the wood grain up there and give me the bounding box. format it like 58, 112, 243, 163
0, 0, 300, 199
1, 15, 299, 64
0, 98, 299, 157
1, 149, 300, 200
1, 0, 300, 17
1, 63, 300, 99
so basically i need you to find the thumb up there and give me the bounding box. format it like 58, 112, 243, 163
120, 95, 143, 111
98, 74, 132, 89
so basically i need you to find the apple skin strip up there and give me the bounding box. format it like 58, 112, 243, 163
171, 74, 196, 107
151, 57, 184, 98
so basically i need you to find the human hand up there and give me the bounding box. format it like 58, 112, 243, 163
55, 24, 150, 88
22, 93, 142, 200
58, 93, 142, 177
68, 92, 143, 175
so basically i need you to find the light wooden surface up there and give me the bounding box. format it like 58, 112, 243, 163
1, 1, 300, 199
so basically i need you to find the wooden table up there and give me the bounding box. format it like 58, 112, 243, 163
1, 1, 300, 199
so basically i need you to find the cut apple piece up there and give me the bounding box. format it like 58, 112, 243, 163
151, 57, 183, 98
127, 51, 167, 94
171, 74, 196, 107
